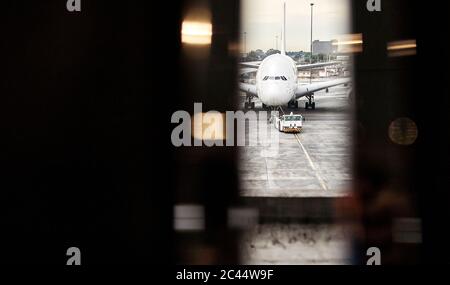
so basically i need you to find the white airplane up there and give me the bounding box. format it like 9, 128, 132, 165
239, 1, 351, 110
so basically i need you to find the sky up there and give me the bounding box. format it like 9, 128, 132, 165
241, 0, 351, 52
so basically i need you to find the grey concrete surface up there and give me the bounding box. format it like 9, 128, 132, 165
240, 223, 352, 265
239, 81, 353, 197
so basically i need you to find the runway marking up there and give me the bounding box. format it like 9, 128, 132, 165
263, 157, 272, 190
294, 134, 329, 191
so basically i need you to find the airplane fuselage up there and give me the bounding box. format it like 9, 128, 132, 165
256, 54, 298, 106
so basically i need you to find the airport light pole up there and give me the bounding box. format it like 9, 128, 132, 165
310, 3, 314, 84
243, 32, 247, 56
276, 35, 278, 50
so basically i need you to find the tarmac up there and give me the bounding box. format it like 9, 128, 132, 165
238, 79, 354, 264
239, 81, 353, 198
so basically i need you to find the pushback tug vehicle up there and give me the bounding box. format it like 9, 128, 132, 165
273, 112, 304, 133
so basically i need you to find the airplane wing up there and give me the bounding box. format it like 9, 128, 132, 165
295, 78, 351, 99
239, 67, 258, 76
240, 61, 339, 75
296, 61, 338, 71
239, 61, 261, 68
239, 82, 258, 96
239, 61, 260, 75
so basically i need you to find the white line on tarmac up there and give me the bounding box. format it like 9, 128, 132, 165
294, 134, 329, 191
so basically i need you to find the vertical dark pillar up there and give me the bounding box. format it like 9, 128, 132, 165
175, 0, 240, 264
352, 0, 450, 264
0, 1, 176, 264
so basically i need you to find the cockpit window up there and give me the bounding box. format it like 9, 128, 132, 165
263, 76, 288, 81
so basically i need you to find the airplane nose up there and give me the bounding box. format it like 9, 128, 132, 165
262, 84, 278, 98
260, 83, 292, 106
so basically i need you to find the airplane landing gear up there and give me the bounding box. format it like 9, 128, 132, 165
305, 102, 315, 109
288, 100, 299, 109
305, 94, 316, 110
244, 94, 255, 110
244, 102, 255, 109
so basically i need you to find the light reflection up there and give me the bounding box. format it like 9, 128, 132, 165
192, 112, 226, 142
387, 39, 417, 57
333, 33, 363, 53
181, 21, 213, 45
174, 204, 205, 232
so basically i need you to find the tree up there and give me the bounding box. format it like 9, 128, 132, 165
255, 49, 264, 58
245, 50, 260, 61
265, 49, 280, 56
